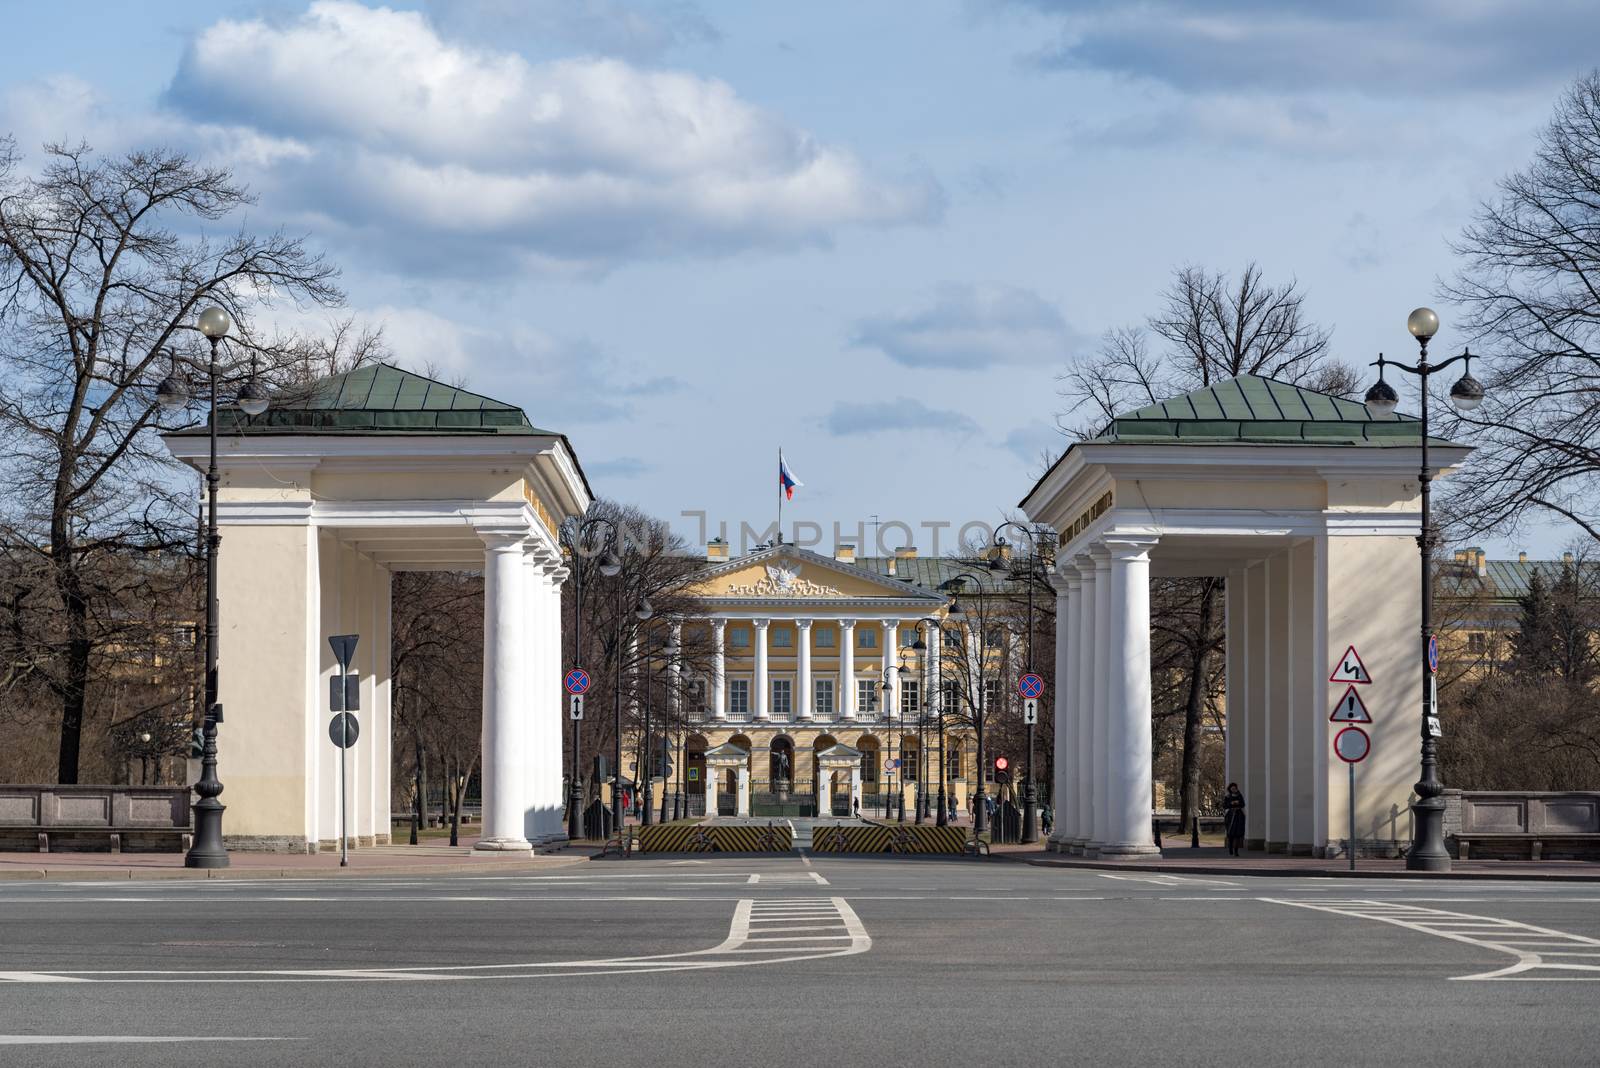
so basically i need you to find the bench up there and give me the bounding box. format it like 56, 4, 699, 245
1446, 790, 1600, 862
1454, 833, 1600, 862
0, 785, 192, 854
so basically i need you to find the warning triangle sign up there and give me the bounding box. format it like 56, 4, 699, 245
1329, 685, 1373, 723
1329, 644, 1372, 685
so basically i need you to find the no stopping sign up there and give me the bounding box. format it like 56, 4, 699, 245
1334, 725, 1370, 764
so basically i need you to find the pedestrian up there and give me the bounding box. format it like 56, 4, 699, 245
1041, 805, 1053, 837
948, 796, 957, 822
852, 795, 860, 818
1222, 782, 1246, 856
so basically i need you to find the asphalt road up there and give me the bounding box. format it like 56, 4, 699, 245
2, 857, 1598, 1067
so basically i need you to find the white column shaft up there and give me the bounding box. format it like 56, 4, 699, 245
1090, 549, 1113, 851
882, 619, 899, 718
1073, 557, 1095, 850
1103, 541, 1158, 855
712, 621, 727, 720
797, 620, 813, 720
1051, 575, 1075, 847
753, 619, 770, 720
841, 621, 856, 719
477, 535, 531, 851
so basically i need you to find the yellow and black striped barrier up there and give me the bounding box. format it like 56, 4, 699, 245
809, 823, 970, 854
635, 822, 792, 853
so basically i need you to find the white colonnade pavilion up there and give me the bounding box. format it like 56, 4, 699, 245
1022, 376, 1469, 857
162, 365, 590, 854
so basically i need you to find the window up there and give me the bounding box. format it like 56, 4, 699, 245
948, 747, 964, 780
859, 628, 877, 649
772, 627, 793, 648
857, 679, 878, 713
942, 679, 960, 713
728, 679, 750, 717
900, 678, 921, 717
814, 678, 834, 717
1468, 632, 1487, 655
901, 740, 918, 781
688, 679, 708, 715
900, 627, 915, 649
816, 626, 835, 648
984, 678, 1002, 712
771, 679, 792, 718
730, 627, 750, 648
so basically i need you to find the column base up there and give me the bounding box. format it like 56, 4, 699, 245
1098, 842, 1161, 857
473, 837, 533, 853
1266, 840, 1290, 855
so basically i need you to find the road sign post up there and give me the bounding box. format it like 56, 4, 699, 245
329, 634, 359, 868
1333, 725, 1370, 871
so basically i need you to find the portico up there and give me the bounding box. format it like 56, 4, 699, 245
162, 364, 590, 853
1023, 376, 1470, 858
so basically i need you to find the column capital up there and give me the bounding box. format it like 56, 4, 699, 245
478, 529, 529, 552
1087, 543, 1112, 569
752, 617, 771, 630
796, 618, 813, 629
840, 618, 857, 630
711, 618, 727, 632
1073, 550, 1097, 572
1102, 534, 1159, 562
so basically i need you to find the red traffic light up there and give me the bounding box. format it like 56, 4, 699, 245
994, 756, 1009, 771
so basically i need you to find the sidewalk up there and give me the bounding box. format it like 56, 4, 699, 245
999, 842, 1600, 881
0, 834, 599, 881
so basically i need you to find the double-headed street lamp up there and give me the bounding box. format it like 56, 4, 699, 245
1363, 306, 1485, 874
560, 517, 622, 840
990, 523, 1048, 844
912, 616, 948, 827
944, 569, 992, 833
157, 306, 269, 870
878, 648, 914, 821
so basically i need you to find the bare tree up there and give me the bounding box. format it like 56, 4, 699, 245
1441, 71, 1600, 549
0, 139, 342, 782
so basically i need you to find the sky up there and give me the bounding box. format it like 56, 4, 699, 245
3, 0, 1592, 560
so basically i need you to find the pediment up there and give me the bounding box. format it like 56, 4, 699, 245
689, 546, 943, 602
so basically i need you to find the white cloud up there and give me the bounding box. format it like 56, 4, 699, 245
157, 1, 939, 273
852, 282, 1082, 370
822, 396, 979, 436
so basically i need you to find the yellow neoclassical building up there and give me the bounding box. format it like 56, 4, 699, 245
628, 541, 1024, 820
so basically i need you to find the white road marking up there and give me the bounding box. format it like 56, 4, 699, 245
1097, 873, 1241, 888
0, 1036, 289, 1045
1265, 898, 1600, 981
0, 897, 870, 984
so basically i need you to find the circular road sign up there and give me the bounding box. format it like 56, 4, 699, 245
564, 668, 591, 695
1427, 634, 1439, 674
329, 712, 360, 749
1333, 725, 1370, 764
1018, 672, 1044, 699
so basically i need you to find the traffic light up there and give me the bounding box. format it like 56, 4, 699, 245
593, 753, 610, 782
994, 755, 1011, 784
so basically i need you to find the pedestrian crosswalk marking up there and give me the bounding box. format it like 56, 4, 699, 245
1264, 898, 1600, 981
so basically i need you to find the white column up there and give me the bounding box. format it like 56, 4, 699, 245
881, 618, 899, 719
476, 531, 532, 852
711, 620, 727, 720
849, 766, 862, 814
1073, 553, 1095, 853
521, 551, 543, 845
797, 619, 814, 720
669, 621, 683, 717
543, 564, 569, 843
840, 620, 857, 719
1089, 545, 1113, 853
704, 767, 716, 817
752, 618, 770, 720
736, 767, 750, 816
1049, 568, 1077, 849
1102, 536, 1159, 856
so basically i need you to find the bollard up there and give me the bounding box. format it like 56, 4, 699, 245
1153, 818, 1162, 849
1191, 817, 1201, 849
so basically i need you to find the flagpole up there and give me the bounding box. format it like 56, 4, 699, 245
777, 447, 783, 543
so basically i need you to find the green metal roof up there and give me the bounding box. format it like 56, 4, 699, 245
199, 363, 553, 435
1095, 374, 1443, 445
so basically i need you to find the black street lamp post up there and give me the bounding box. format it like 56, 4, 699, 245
991, 523, 1046, 844
158, 307, 269, 870
914, 616, 948, 828
1363, 306, 1485, 874
944, 570, 992, 834
561, 517, 622, 841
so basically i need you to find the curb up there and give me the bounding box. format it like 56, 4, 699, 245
0, 852, 596, 883
1015, 854, 1600, 882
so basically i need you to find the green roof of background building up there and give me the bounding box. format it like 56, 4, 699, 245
1094, 373, 1445, 446
197, 363, 554, 435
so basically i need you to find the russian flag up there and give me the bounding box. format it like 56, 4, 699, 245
779, 450, 803, 500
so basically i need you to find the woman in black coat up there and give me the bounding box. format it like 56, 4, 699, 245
1222, 783, 1246, 856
